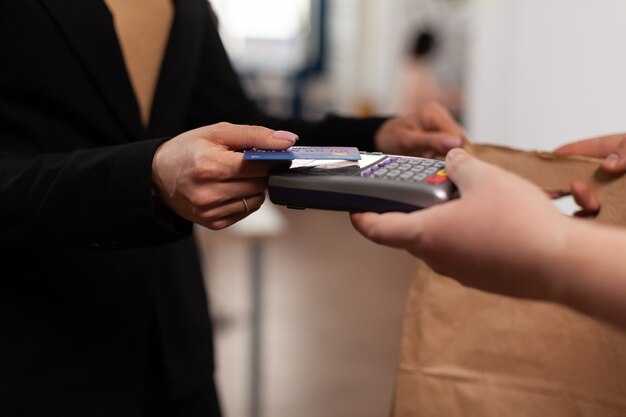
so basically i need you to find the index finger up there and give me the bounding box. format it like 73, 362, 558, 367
399, 131, 464, 155
350, 211, 423, 249
202, 123, 299, 151
554, 134, 625, 157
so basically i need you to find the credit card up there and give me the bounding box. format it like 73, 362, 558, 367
243, 146, 361, 161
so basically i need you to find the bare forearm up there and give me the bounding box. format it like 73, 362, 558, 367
552, 219, 626, 329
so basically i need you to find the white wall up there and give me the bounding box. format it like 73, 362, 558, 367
467, 0, 626, 150
328, 0, 406, 115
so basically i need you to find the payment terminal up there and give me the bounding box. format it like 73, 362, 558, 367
268, 152, 458, 212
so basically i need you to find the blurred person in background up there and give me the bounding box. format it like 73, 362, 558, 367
397, 27, 463, 120
0, 1, 465, 416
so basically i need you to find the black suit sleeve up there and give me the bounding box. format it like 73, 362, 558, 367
0, 139, 190, 249
186, 4, 388, 149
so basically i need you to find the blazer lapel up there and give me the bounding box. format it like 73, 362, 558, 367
39, 0, 143, 140
148, 0, 204, 137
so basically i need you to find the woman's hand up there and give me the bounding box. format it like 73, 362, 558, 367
152, 122, 297, 230
374, 102, 467, 157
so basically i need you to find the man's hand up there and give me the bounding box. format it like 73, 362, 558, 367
555, 133, 626, 214
374, 102, 466, 157
152, 122, 297, 230
555, 133, 626, 172
351, 148, 570, 301
352, 148, 626, 331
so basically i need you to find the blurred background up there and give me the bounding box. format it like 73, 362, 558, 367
197, 1, 626, 416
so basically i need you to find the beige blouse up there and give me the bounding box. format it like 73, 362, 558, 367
103, 0, 174, 126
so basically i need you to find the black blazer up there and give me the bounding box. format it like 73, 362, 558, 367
0, 1, 386, 415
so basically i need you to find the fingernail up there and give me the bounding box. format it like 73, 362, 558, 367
604, 153, 619, 169
442, 137, 463, 149
273, 130, 299, 143
446, 148, 465, 161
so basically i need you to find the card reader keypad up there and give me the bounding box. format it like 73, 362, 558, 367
361, 157, 447, 183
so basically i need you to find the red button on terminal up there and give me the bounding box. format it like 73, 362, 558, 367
427, 175, 448, 185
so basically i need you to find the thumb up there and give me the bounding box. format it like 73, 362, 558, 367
444, 148, 495, 194
602, 138, 626, 173
201, 122, 299, 150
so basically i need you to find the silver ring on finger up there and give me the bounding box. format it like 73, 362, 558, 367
241, 197, 250, 213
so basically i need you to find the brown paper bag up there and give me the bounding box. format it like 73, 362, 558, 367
392, 144, 626, 417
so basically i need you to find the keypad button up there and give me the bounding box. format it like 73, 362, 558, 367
427, 175, 448, 185
362, 157, 448, 183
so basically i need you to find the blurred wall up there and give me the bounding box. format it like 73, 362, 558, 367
467, 0, 626, 150
328, 0, 406, 115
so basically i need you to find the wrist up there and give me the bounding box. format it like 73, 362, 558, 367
542, 216, 592, 306
151, 141, 183, 226
373, 120, 394, 153
151, 141, 168, 203
518, 214, 575, 303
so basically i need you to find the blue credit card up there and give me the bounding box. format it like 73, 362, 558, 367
243, 146, 361, 161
